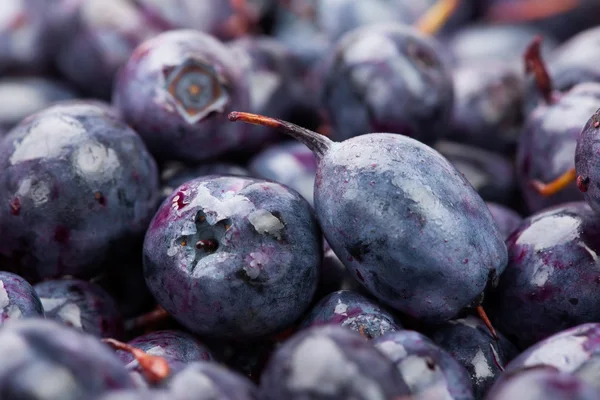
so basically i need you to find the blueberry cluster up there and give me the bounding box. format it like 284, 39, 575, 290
2, 1, 600, 399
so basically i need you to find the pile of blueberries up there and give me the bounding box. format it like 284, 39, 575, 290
4, 0, 600, 399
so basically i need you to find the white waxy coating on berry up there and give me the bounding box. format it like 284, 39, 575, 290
248, 209, 284, 240
471, 349, 493, 382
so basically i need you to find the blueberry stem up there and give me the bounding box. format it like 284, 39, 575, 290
103, 338, 171, 383
124, 306, 170, 332
484, 0, 579, 23
229, 112, 332, 158
531, 168, 576, 196
415, 0, 460, 35
524, 36, 554, 104
476, 305, 498, 340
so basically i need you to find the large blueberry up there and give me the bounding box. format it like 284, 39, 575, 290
374, 330, 475, 399
113, 30, 251, 163
0, 100, 160, 281
117, 330, 214, 377
260, 325, 410, 399
143, 175, 321, 339
517, 83, 600, 213
34, 278, 123, 338
430, 316, 520, 399
229, 113, 507, 324
248, 141, 317, 206
0, 271, 43, 323
300, 289, 402, 339
575, 107, 600, 215
0, 318, 136, 399
489, 202, 600, 349
321, 23, 454, 144
167, 361, 260, 400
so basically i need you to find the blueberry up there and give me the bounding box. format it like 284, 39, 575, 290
517, 83, 600, 212
429, 315, 520, 399
113, 30, 251, 163
321, 23, 454, 145
116, 330, 214, 377
259, 325, 411, 399
0, 100, 160, 281
34, 278, 124, 338
167, 361, 260, 400
486, 202, 522, 240
0, 318, 136, 399
0, 77, 77, 133
374, 330, 475, 399
504, 323, 600, 376
248, 141, 317, 206
435, 141, 517, 206
300, 290, 403, 339
488, 202, 600, 349
0, 271, 43, 323
229, 112, 507, 323
486, 366, 600, 400
143, 175, 322, 339
448, 62, 524, 155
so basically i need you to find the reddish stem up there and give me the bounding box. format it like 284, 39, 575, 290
124, 306, 170, 332
530, 168, 577, 196
524, 36, 554, 104
102, 338, 171, 383
476, 305, 498, 341
229, 112, 332, 158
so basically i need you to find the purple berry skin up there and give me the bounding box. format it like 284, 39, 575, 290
374, 330, 475, 400
430, 316, 520, 400
488, 202, 600, 349
0, 77, 77, 133
307, 132, 506, 323
448, 62, 524, 155
503, 323, 600, 376
486, 202, 522, 240
0, 271, 43, 323
0, 318, 136, 399
517, 83, 600, 213
300, 290, 402, 339
321, 23, 454, 145
143, 175, 322, 339
34, 278, 124, 338
113, 30, 251, 163
248, 141, 317, 206
435, 141, 516, 206
0, 100, 160, 282
167, 361, 260, 400
485, 366, 600, 400
117, 330, 214, 377
259, 325, 411, 399
575, 107, 600, 215
447, 24, 558, 68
